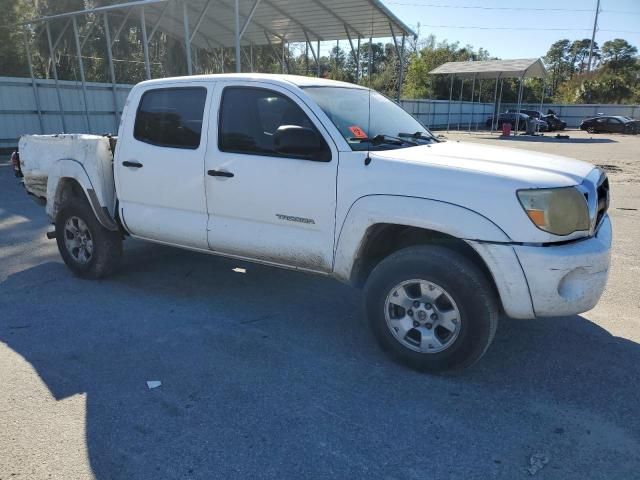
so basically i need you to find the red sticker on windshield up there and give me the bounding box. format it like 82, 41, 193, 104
348, 125, 367, 138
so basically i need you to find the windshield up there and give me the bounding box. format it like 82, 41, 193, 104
302, 86, 436, 151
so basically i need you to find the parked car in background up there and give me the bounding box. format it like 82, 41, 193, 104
506, 109, 566, 131
580, 116, 639, 134
486, 112, 548, 132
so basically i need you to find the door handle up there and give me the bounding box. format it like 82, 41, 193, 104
207, 169, 234, 178
122, 160, 143, 168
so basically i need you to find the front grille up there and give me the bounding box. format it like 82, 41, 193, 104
595, 174, 609, 227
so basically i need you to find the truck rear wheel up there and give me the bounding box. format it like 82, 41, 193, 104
55, 198, 122, 279
364, 245, 498, 372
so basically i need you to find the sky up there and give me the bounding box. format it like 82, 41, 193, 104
382, 0, 640, 59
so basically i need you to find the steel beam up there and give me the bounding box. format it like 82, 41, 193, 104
262, 0, 322, 40
239, 0, 262, 39
22, 0, 171, 25
457, 79, 464, 131
309, 0, 364, 38
24, 29, 44, 133
111, 8, 133, 47
179, 1, 192, 75
80, 20, 98, 50
45, 22, 67, 133
148, 1, 171, 42
265, 31, 283, 72
103, 13, 120, 132
468, 74, 476, 133
234, 0, 241, 72
190, 0, 213, 42
52, 18, 72, 50
72, 17, 92, 132
446, 74, 453, 132
140, 7, 151, 79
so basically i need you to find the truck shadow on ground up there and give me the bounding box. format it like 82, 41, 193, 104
1, 242, 639, 479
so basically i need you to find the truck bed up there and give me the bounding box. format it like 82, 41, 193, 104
19, 134, 116, 199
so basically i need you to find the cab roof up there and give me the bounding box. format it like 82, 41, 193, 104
137, 73, 369, 90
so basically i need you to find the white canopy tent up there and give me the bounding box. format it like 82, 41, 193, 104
430, 58, 548, 134
21, 0, 415, 132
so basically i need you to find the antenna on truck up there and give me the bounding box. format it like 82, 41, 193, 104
364, 8, 374, 166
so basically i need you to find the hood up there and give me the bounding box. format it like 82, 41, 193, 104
373, 140, 595, 188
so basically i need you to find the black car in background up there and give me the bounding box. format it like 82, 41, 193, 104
486, 112, 548, 131
580, 115, 639, 134
506, 109, 566, 131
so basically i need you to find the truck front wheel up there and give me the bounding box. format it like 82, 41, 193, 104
55, 198, 122, 279
364, 245, 498, 372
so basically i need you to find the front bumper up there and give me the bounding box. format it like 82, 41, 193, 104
514, 215, 612, 317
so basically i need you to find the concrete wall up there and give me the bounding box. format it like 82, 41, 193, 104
2, 76, 639, 150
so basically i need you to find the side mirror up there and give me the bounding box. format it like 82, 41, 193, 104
273, 125, 330, 161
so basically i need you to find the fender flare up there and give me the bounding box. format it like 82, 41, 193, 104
333, 195, 534, 318
46, 159, 119, 231
333, 195, 511, 282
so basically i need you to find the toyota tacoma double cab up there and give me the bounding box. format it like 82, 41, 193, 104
17, 74, 612, 372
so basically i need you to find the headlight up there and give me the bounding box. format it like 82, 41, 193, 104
517, 187, 590, 236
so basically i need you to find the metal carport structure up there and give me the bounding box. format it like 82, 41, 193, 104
429, 58, 548, 134
21, 0, 415, 133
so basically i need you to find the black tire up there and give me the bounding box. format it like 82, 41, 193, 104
587, 126, 597, 134
55, 196, 122, 279
364, 245, 498, 373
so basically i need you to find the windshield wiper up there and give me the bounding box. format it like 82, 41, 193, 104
350, 134, 418, 146
398, 131, 437, 142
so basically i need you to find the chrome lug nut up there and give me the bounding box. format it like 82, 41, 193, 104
425, 323, 433, 329
407, 309, 414, 316
425, 303, 432, 309
413, 321, 420, 327
430, 313, 438, 321
413, 300, 420, 308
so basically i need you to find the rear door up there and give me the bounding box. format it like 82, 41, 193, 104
203, 81, 339, 272
115, 81, 213, 249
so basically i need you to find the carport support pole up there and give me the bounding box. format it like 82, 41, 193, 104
103, 14, 120, 132
496, 79, 504, 133
45, 22, 67, 133
181, 1, 193, 75
234, 0, 241, 73
468, 74, 476, 133
317, 40, 321, 77
24, 29, 44, 133
491, 74, 499, 133
446, 74, 453, 132
475, 79, 482, 131
140, 7, 152, 79
457, 79, 464, 131
537, 80, 546, 134
515, 76, 524, 134
72, 17, 92, 132
356, 36, 361, 82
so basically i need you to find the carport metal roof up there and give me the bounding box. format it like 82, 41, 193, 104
429, 58, 547, 79
24, 0, 415, 49
21, 0, 414, 133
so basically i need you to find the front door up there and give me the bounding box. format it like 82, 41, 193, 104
115, 82, 213, 249
204, 82, 339, 272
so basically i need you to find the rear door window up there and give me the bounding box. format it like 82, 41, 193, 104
134, 87, 207, 149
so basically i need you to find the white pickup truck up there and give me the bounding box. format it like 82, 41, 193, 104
18, 73, 612, 372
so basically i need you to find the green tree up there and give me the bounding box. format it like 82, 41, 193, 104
601, 38, 638, 73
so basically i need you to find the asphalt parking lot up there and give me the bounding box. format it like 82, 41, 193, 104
1, 130, 639, 479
